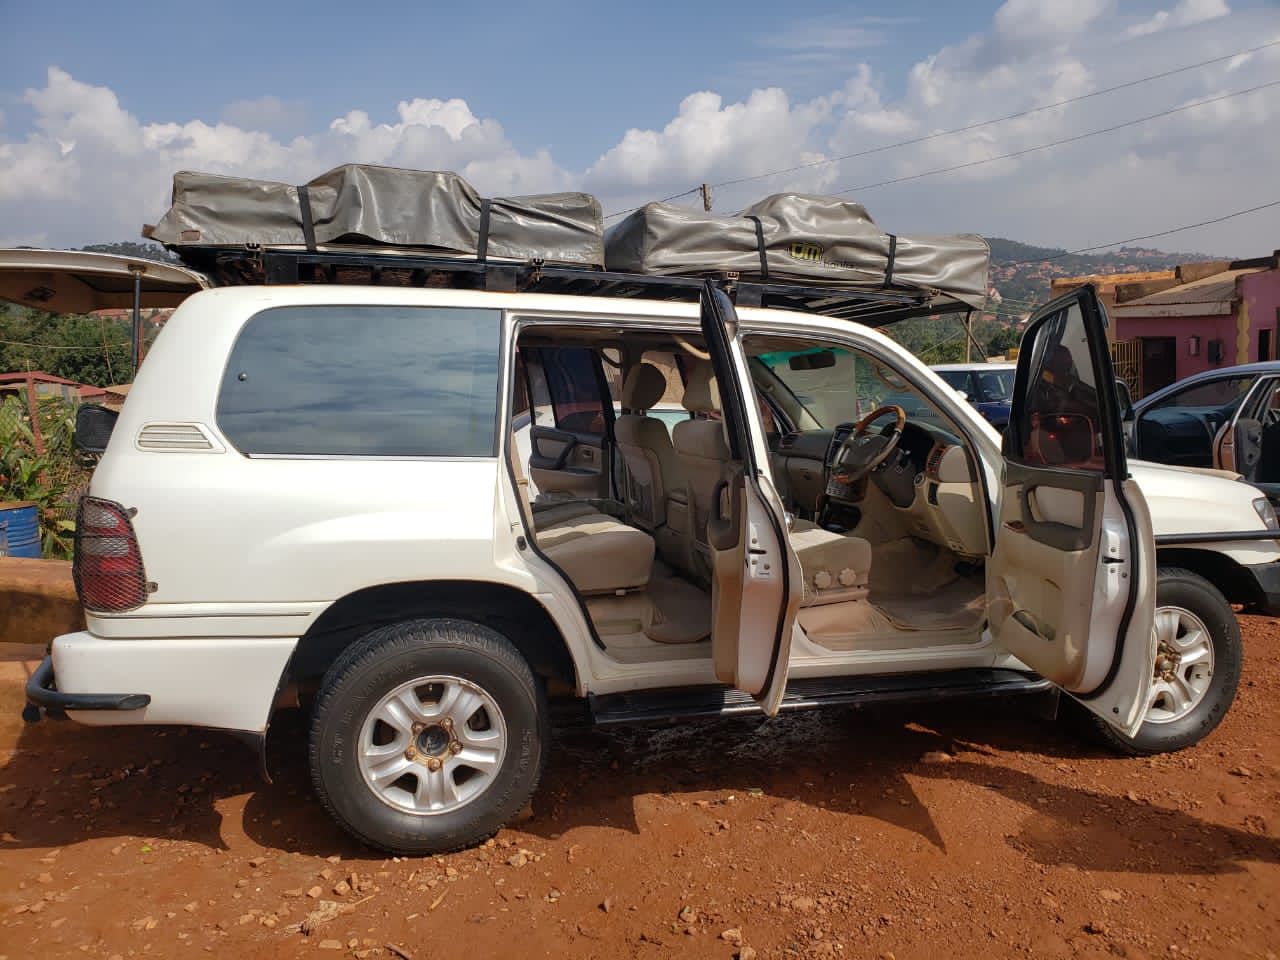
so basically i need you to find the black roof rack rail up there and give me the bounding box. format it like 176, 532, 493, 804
210, 248, 958, 326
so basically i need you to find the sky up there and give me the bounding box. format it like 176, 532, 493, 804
1, 0, 1278, 255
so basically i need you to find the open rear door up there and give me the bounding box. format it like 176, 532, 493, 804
0, 248, 208, 313
700, 283, 803, 716
988, 285, 1157, 736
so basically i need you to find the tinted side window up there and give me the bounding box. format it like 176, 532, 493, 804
1153, 376, 1253, 413
539, 347, 607, 435
938, 370, 967, 392
218, 305, 501, 457
1012, 302, 1105, 471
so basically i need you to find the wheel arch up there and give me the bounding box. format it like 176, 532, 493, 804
287, 580, 580, 697
1154, 548, 1261, 609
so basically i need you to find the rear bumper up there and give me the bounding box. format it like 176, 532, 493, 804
25, 655, 150, 717
25, 631, 297, 733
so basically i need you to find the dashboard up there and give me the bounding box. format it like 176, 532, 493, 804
774, 418, 985, 559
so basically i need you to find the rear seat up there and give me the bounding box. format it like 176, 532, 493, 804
512, 444, 655, 595
531, 500, 600, 528
537, 512, 655, 595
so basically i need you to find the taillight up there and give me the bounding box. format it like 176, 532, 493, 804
73, 497, 149, 612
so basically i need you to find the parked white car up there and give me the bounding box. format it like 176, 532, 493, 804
24, 270, 1277, 855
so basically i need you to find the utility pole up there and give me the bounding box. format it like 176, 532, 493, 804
963, 311, 973, 363
700, 183, 712, 212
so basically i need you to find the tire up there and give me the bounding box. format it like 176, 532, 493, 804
309, 618, 548, 855
1088, 567, 1241, 756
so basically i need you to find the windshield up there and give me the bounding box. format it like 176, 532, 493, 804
754, 346, 946, 429
973, 370, 1014, 403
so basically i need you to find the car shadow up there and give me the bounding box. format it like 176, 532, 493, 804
2, 699, 1276, 878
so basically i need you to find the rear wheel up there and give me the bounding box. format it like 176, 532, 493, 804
1088, 567, 1241, 756
309, 618, 548, 854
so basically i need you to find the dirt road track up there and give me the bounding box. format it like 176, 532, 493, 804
2, 618, 1278, 960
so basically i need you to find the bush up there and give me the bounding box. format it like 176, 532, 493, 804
0, 394, 86, 559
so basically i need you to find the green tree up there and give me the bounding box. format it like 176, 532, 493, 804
0, 305, 137, 386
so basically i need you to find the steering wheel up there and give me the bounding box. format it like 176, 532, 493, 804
834, 405, 907, 483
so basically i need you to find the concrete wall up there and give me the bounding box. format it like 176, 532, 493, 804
1242, 268, 1280, 362
1113, 311, 1239, 383
0, 558, 83, 648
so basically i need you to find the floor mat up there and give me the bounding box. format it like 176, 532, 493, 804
645, 572, 712, 644
870, 575, 985, 632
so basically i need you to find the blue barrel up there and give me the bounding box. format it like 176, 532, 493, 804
0, 502, 41, 558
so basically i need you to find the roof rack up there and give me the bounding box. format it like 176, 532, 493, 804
218, 249, 959, 327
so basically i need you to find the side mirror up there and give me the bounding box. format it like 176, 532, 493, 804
953, 388, 969, 402
1114, 379, 1134, 421
1025, 412, 1102, 470
789, 350, 836, 371
75, 404, 118, 455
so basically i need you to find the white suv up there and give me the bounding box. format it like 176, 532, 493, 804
24, 269, 1278, 855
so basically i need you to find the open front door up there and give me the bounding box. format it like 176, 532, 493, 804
700, 283, 803, 716
989, 285, 1157, 736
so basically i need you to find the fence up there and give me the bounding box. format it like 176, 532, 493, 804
1111, 338, 1143, 401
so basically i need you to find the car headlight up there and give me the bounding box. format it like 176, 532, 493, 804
1253, 497, 1278, 530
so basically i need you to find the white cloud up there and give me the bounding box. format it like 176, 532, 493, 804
993, 0, 1112, 43
1, 1, 1277, 257
584, 88, 838, 211
1128, 0, 1230, 37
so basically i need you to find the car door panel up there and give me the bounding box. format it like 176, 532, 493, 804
521, 346, 610, 497
989, 285, 1156, 736
528, 426, 603, 495
701, 283, 803, 714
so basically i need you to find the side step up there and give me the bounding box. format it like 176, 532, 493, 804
589, 669, 1052, 725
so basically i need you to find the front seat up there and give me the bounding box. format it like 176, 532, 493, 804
615, 362, 686, 531
789, 526, 873, 606
672, 362, 732, 564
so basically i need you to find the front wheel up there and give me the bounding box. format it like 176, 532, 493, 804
1088, 567, 1241, 756
309, 618, 548, 855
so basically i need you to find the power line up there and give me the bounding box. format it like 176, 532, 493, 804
0, 338, 130, 351
600, 39, 1280, 217
832, 79, 1280, 196
603, 187, 701, 222
708, 40, 1280, 194
994, 199, 1280, 266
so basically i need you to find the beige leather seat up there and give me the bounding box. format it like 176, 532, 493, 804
615, 363, 686, 530
537, 512, 655, 595
531, 500, 599, 528
672, 362, 732, 554
512, 441, 654, 595
789, 526, 873, 606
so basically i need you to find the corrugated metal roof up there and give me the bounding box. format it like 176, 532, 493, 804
1112, 267, 1262, 318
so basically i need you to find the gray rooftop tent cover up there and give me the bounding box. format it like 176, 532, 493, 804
145, 164, 605, 268
605, 194, 990, 312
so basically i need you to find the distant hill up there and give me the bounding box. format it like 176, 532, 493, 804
984, 237, 1231, 321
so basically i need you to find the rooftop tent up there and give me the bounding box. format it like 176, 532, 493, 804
604, 194, 990, 314
0, 248, 209, 314
144, 164, 605, 269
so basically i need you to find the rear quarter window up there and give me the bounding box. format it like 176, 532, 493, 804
217, 305, 501, 457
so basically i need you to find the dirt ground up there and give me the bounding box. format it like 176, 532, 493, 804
2, 619, 1278, 960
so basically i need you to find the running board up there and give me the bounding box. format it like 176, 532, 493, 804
589, 669, 1052, 725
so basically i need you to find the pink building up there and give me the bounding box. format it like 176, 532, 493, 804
1109, 252, 1279, 397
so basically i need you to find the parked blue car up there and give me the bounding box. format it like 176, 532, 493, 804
931, 362, 1015, 430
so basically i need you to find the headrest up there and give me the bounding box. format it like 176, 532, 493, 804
621, 363, 667, 411
682, 362, 721, 413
